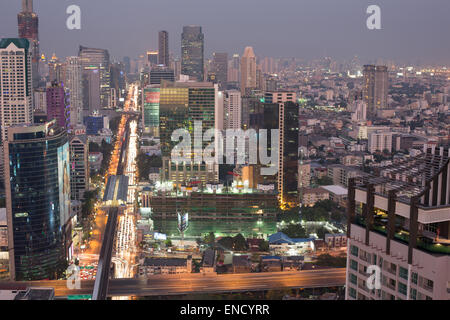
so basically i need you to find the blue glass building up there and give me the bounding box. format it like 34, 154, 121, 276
4, 121, 71, 280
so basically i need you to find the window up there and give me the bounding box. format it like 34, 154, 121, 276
350, 259, 358, 271
349, 287, 356, 299
398, 282, 407, 296
350, 245, 359, 257
372, 254, 377, 265
350, 273, 357, 285
399, 267, 408, 280
410, 288, 417, 300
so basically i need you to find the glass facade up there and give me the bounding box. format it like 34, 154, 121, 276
143, 87, 161, 136
181, 26, 204, 81
7, 125, 69, 280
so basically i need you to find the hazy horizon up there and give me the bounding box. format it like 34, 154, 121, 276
1, 0, 450, 65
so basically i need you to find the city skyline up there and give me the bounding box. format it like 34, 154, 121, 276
1, 0, 450, 64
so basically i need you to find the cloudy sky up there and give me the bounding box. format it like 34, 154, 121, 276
1, 0, 449, 64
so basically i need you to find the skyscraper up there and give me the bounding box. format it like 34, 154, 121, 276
4, 121, 71, 280
79, 46, 111, 108
17, 0, 40, 89
147, 51, 158, 67
70, 134, 89, 201
363, 65, 388, 118
158, 31, 169, 67
46, 81, 69, 129
82, 67, 101, 113
181, 26, 204, 81
0, 38, 34, 141
142, 86, 160, 136
65, 56, 83, 127
240, 47, 257, 96
224, 90, 241, 129
159, 81, 218, 184
212, 52, 228, 90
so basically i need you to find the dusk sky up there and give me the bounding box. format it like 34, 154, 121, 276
1, 0, 450, 64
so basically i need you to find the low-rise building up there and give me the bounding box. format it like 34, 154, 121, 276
268, 232, 315, 256
139, 256, 192, 276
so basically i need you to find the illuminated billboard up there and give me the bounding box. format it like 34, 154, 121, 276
58, 143, 71, 226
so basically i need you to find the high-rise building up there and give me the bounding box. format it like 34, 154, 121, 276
147, 51, 158, 67
224, 90, 242, 129
64, 57, 83, 127
181, 26, 204, 81
159, 81, 218, 184
346, 146, 450, 300
240, 47, 257, 96
142, 86, 160, 136
0, 38, 34, 141
228, 54, 240, 84
149, 65, 175, 85
368, 131, 393, 153
46, 81, 69, 129
4, 121, 71, 280
82, 67, 101, 113
212, 53, 228, 90
17, 0, 40, 89
158, 31, 169, 67
70, 135, 89, 201
363, 65, 388, 118
78, 46, 110, 108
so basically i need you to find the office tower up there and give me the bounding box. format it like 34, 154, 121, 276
212, 52, 228, 90
158, 31, 169, 67
0, 39, 34, 141
18, 0, 40, 89
149, 65, 175, 85
109, 62, 126, 106
159, 81, 218, 184
224, 90, 242, 129
78, 46, 110, 108
346, 146, 450, 300
70, 135, 89, 201
240, 47, 257, 96
142, 86, 160, 136
123, 56, 131, 74
228, 54, 240, 84
181, 26, 204, 81
278, 100, 300, 205
147, 51, 158, 66
64, 57, 83, 127
363, 65, 388, 118
4, 122, 71, 280
82, 67, 101, 113
46, 81, 69, 129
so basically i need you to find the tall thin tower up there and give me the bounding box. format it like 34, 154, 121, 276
18, 0, 40, 89
158, 31, 169, 67
240, 47, 257, 96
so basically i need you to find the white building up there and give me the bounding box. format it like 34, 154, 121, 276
368, 131, 393, 153
224, 90, 241, 129
0, 38, 33, 141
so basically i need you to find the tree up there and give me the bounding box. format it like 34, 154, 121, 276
316, 176, 333, 186
165, 239, 173, 247
316, 226, 328, 239
203, 232, 215, 245
233, 233, 248, 251
281, 224, 307, 238
258, 240, 269, 252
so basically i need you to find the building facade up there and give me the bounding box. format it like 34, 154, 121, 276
4, 122, 71, 280
346, 146, 450, 300
181, 26, 204, 81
